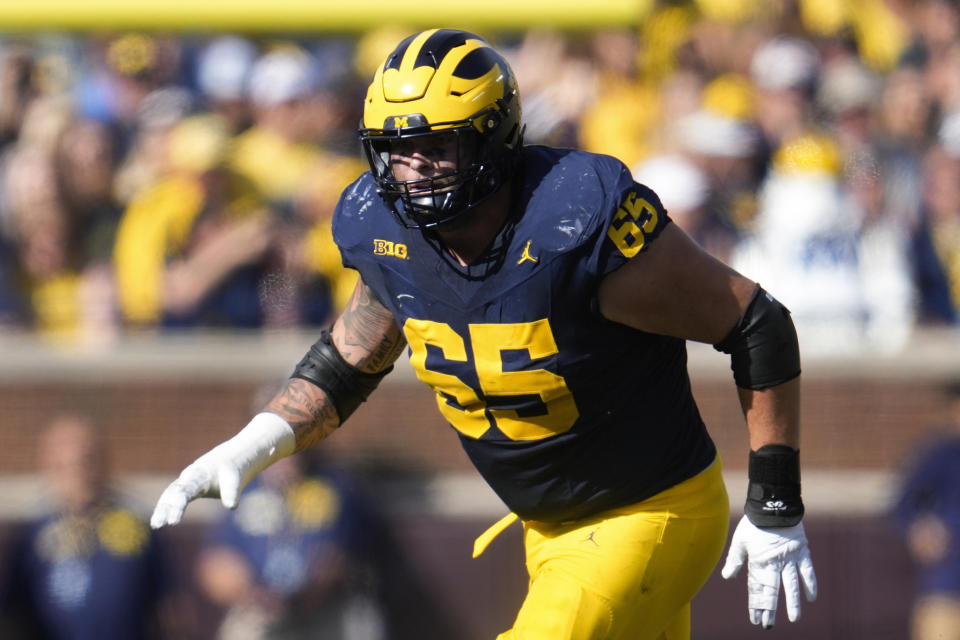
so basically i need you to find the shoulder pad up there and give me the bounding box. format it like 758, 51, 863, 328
519, 147, 637, 253
333, 172, 392, 251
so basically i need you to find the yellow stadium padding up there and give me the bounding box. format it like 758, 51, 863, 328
0, 0, 653, 33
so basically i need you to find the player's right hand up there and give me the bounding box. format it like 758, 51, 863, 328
150, 447, 235, 529
150, 412, 296, 529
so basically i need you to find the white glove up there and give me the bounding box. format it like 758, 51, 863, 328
721, 515, 818, 628
150, 412, 296, 529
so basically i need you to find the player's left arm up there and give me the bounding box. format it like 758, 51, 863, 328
599, 223, 796, 444
597, 222, 817, 628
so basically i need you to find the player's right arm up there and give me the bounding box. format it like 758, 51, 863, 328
150, 277, 405, 529
265, 277, 406, 451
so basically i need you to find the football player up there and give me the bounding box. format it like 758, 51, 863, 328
152, 29, 817, 639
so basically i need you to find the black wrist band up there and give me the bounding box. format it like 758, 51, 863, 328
744, 444, 804, 527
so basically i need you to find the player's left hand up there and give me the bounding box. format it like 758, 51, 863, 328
721, 515, 818, 628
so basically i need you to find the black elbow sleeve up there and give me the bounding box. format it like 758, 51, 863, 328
713, 285, 801, 390
291, 330, 393, 423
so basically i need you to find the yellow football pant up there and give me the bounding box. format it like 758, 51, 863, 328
497, 457, 729, 640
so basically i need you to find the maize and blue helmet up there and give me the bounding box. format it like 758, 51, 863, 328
359, 29, 524, 229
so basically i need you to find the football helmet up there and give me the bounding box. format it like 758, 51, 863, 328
359, 29, 523, 229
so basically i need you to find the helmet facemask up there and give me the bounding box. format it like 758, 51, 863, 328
361, 109, 516, 229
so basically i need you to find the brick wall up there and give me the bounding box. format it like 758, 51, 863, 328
0, 369, 953, 476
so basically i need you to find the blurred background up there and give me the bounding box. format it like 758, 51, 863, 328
0, 0, 958, 638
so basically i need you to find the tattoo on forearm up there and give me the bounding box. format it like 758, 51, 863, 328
266, 280, 404, 451
264, 378, 339, 450
339, 282, 406, 371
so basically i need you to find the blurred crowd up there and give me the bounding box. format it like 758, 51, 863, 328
0, 0, 958, 355
0, 30, 368, 344
0, 403, 437, 640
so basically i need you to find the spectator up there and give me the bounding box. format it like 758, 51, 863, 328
112, 85, 195, 205
0, 413, 168, 640
195, 451, 388, 640
284, 158, 362, 324
54, 116, 124, 342
578, 27, 664, 167
671, 73, 763, 252
228, 46, 325, 207
730, 133, 866, 354
892, 382, 960, 640
0, 232, 27, 327
631, 153, 736, 260
276, 39, 368, 324
872, 64, 931, 241
193, 35, 257, 135
749, 34, 822, 165
112, 112, 279, 328
223, 44, 364, 326
55, 117, 123, 268
899, 0, 960, 117
0, 42, 37, 147
912, 143, 960, 324
76, 33, 184, 135
1, 96, 118, 343
843, 148, 918, 351
504, 29, 595, 149
816, 57, 883, 161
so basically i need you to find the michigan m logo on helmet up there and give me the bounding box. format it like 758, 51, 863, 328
359, 28, 524, 229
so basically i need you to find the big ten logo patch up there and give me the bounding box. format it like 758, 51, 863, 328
373, 239, 408, 259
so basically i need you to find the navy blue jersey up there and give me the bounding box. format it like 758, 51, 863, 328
334, 146, 716, 522
210, 471, 373, 594
5, 503, 163, 640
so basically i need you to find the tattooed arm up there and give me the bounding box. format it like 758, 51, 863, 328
265, 277, 407, 451
150, 277, 406, 528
